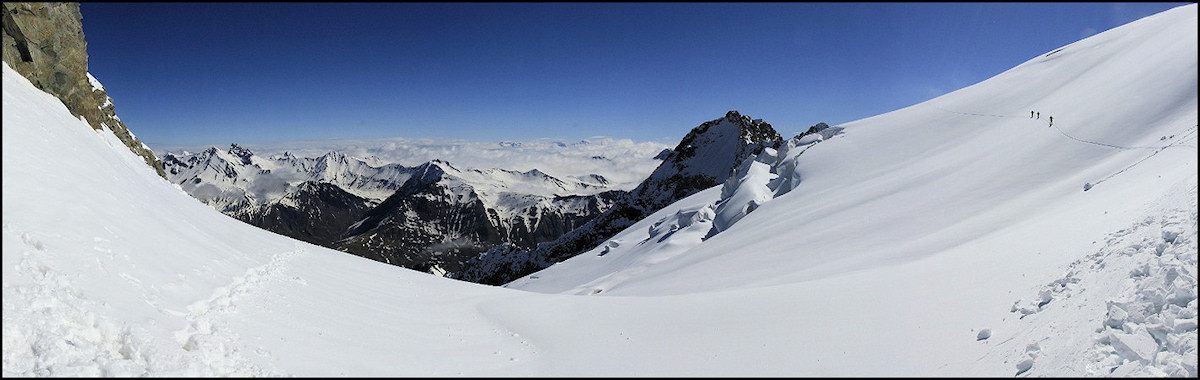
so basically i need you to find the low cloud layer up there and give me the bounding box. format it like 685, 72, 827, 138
156, 137, 672, 189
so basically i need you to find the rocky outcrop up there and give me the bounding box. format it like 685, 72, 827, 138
2, 2, 165, 178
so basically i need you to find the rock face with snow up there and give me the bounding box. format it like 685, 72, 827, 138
1, 2, 165, 178
454, 110, 784, 284
234, 181, 373, 246
335, 159, 625, 274
162, 146, 624, 275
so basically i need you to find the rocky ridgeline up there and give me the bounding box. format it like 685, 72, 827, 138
2, 2, 165, 178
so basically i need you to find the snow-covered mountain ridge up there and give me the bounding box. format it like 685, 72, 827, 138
162, 145, 416, 212
161, 144, 630, 274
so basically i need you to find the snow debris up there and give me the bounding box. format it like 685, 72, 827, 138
977, 329, 992, 341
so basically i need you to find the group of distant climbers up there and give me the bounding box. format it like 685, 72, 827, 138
1030, 110, 1053, 126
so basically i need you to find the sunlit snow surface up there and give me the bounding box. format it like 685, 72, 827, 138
4, 4, 1198, 377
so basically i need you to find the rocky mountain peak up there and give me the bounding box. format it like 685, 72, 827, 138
401, 160, 451, 192
639, 111, 782, 209
228, 144, 254, 164
319, 150, 346, 160
292, 180, 323, 194
525, 168, 547, 177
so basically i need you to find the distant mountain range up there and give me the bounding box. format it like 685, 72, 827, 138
160, 111, 802, 279
161, 143, 634, 275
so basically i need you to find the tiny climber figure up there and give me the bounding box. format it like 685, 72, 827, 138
1031, 110, 1035, 118
1036, 112, 1040, 119
1049, 116, 1053, 126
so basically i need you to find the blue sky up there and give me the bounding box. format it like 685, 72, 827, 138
79, 2, 1189, 147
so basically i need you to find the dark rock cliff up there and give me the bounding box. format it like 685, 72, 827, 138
2, 2, 165, 178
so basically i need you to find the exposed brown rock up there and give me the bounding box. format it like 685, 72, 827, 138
2, 2, 165, 178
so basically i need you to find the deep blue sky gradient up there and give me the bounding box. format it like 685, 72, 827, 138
78, 2, 1190, 147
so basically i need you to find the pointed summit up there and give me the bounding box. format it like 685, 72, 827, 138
228, 143, 254, 165
644, 111, 782, 207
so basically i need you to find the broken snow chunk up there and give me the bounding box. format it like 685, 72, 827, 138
1036, 289, 1054, 308
976, 329, 991, 341
1109, 329, 1159, 362
1173, 318, 1197, 333
1025, 342, 1041, 358
1107, 302, 1130, 328
1170, 280, 1196, 306
1015, 358, 1034, 375
1109, 361, 1142, 377
1012, 299, 1038, 316
1181, 351, 1198, 377
1162, 228, 1181, 244
1146, 323, 1172, 347
598, 240, 622, 256
1129, 263, 1151, 277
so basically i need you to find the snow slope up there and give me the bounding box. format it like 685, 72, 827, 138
509, 4, 1198, 376
3, 4, 1197, 377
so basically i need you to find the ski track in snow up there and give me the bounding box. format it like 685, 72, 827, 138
932, 103, 1199, 192
1049, 123, 1199, 152
1085, 125, 1199, 191
1000, 185, 1198, 377
172, 246, 306, 376
932, 103, 1198, 152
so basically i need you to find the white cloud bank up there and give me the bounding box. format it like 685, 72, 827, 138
157, 137, 672, 190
